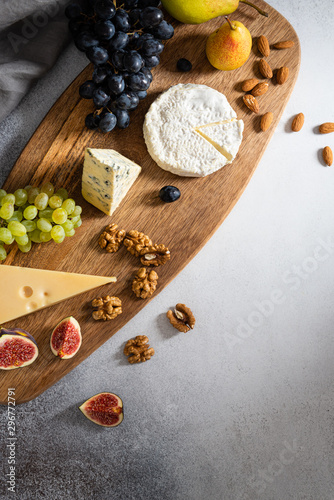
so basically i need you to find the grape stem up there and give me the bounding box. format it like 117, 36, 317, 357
240, 0, 269, 17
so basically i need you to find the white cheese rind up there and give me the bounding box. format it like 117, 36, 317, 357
143, 83, 244, 177
82, 148, 141, 215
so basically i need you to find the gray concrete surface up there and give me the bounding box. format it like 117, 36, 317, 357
1, 1, 334, 499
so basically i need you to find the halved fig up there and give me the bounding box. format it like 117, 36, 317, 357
79, 392, 123, 427
0, 327, 39, 370
50, 316, 82, 359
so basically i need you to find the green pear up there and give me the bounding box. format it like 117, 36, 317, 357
206, 18, 252, 71
161, 0, 268, 24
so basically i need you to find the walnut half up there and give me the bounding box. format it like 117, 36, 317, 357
124, 335, 155, 364
167, 303, 196, 333
132, 268, 158, 299
123, 230, 152, 257
140, 244, 171, 267
92, 296, 122, 321
98, 223, 126, 253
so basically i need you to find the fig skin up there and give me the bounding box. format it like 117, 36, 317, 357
50, 316, 82, 359
79, 392, 124, 427
0, 327, 39, 370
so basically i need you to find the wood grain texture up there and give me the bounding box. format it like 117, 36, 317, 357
0, 1, 300, 404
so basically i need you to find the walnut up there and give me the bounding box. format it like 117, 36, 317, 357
132, 268, 158, 299
123, 230, 152, 257
124, 335, 155, 363
167, 303, 196, 333
98, 224, 126, 253
92, 296, 122, 320
140, 243, 171, 267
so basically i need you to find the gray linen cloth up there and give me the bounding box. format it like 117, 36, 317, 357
0, 0, 71, 123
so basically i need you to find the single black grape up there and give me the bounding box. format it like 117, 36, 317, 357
143, 55, 160, 68
113, 109, 130, 129
93, 87, 110, 107
65, 3, 82, 19
111, 49, 125, 70
159, 186, 181, 203
75, 32, 99, 51
94, 20, 115, 40
127, 72, 150, 91
127, 91, 140, 110
79, 80, 96, 99
139, 7, 164, 28
177, 58, 192, 72
94, 0, 116, 20
92, 65, 111, 84
108, 74, 125, 96
141, 38, 164, 56
87, 46, 109, 65
114, 92, 132, 110
137, 90, 147, 100
108, 31, 128, 52
85, 113, 101, 129
113, 9, 131, 32
141, 67, 153, 82
150, 20, 174, 40
99, 112, 117, 133
133, 32, 153, 50
123, 50, 144, 73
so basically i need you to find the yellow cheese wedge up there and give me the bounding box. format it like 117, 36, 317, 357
0, 265, 116, 324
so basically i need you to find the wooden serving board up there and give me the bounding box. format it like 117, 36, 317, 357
0, 1, 300, 404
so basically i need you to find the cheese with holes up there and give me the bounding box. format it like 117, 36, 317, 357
82, 148, 141, 215
143, 83, 244, 177
0, 265, 116, 324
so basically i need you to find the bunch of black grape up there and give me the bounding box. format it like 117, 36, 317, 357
65, 0, 174, 133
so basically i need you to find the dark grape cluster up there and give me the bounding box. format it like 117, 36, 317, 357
66, 0, 174, 133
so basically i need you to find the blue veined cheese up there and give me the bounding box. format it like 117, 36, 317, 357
82, 148, 141, 215
143, 83, 244, 177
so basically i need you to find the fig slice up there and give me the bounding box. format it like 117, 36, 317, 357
50, 316, 82, 359
79, 392, 124, 427
0, 327, 39, 370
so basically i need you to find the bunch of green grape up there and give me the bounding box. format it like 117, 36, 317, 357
0, 182, 82, 261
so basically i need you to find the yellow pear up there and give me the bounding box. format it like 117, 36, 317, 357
206, 18, 252, 71
161, 0, 268, 24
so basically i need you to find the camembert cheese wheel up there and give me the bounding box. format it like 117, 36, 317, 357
143, 83, 244, 177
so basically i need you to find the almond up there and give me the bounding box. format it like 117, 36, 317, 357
257, 35, 270, 57
323, 146, 333, 166
273, 40, 295, 49
319, 122, 334, 134
243, 94, 259, 114
251, 82, 269, 97
259, 59, 273, 79
241, 78, 259, 92
276, 66, 289, 85
260, 112, 273, 131
291, 113, 304, 132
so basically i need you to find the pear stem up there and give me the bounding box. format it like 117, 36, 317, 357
225, 16, 236, 30
240, 0, 269, 17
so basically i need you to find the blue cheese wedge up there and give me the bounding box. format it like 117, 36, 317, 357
143, 83, 244, 177
82, 148, 141, 215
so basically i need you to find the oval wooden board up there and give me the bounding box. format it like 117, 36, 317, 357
0, 1, 300, 404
